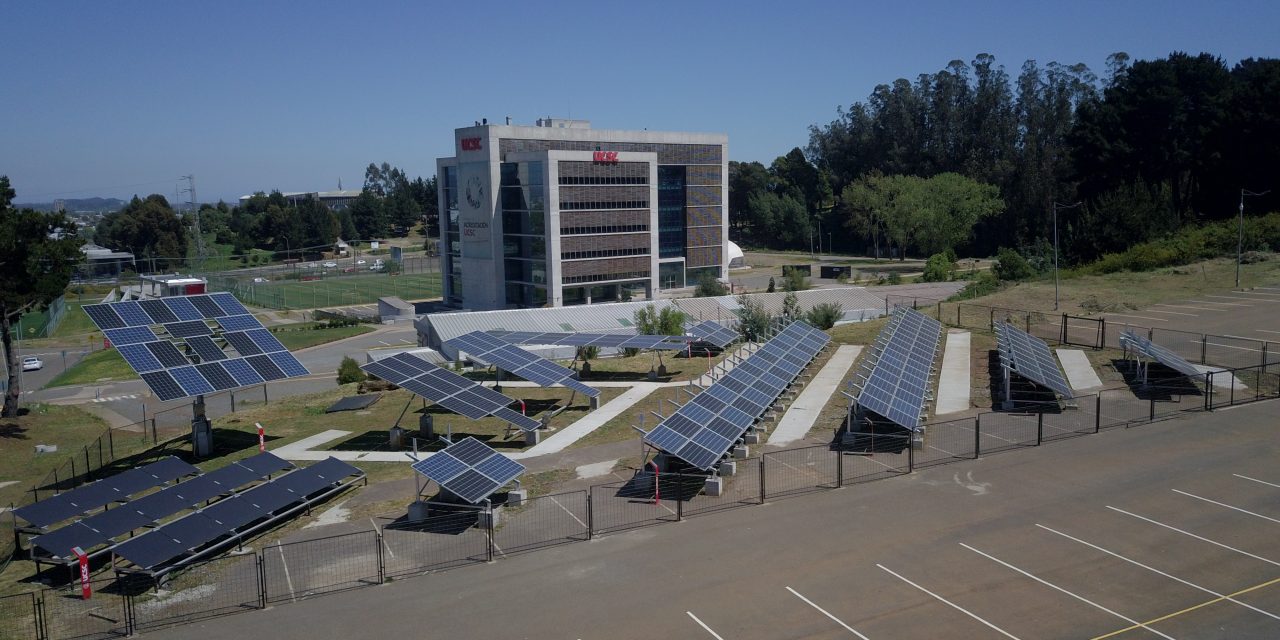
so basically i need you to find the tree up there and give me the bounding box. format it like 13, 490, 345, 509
634, 304, 686, 336
95, 194, 188, 271
804, 302, 844, 330
781, 291, 802, 323
766, 276, 775, 293
1, 177, 82, 417
694, 272, 728, 297
993, 247, 1034, 281
735, 293, 771, 342
782, 267, 810, 291
349, 191, 388, 241
921, 252, 956, 282
337, 356, 367, 385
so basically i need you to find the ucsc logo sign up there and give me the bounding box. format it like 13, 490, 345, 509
461, 137, 483, 151
593, 151, 618, 163
462, 221, 489, 237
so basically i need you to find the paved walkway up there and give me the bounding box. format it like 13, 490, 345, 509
521, 383, 661, 456
767, 345, 861, 447
935, 330, 971, 415
1056, 348, 1103, 390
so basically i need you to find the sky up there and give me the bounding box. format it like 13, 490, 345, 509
4, 0, 1279, 205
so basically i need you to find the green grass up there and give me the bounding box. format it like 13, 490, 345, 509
50, 301, 98, 339
0, 404, 115, 508
227, 272, 443, 310
270, 323, 374, 350
46, 348, 135, 386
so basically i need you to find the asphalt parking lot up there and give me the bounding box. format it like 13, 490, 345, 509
1100, 284, 1280, 342
151, 397, 1280, 640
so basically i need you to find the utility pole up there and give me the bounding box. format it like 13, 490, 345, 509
180, 174, 203, 273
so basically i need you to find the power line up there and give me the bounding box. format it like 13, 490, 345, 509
15, 179, 178, 200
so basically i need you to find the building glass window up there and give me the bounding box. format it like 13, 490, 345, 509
658, 166, 686, 259
659, 261, 685, 290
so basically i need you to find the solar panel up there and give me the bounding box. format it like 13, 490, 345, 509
200, 496, 263, 529
80, 504, 153, 539
445, 331, 601, 398
13, 457, 196, 529
117, 343, 164, 373
189, 295, 227, 318
114, 531, 188, 570
246, 354, 287, 381
104, 326, 158, 346
688, 320, 739, 348
164, 320, 213, 338
141, 370, 187, 401
643, 321, 829, 470
488, 330, 690, 351
161, 296, 204, 321
995, 322, 1074, 399
222, 331, 264, 356
185, 335, 227, 362
222, 357, 266, 386
267, 351, 310, 377
32, 523, 112, 560
360, 352, 542, 432
411, 437, 525, 504
236, 451, 294, 477
196, 362, 239, 390
145, 340, 191, 367
215, 314, 262, 332
138, 299, 179, 324
111, 301, 155, 327
851, 308, 943, 431
83, 304, 126, 330
210, 292, 250, 316
1120, 331, 1203, 378
169, 365, 216, 396
246, 328, 287, 353
163, 513, 226, 549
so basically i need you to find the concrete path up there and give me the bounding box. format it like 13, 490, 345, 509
520, 383, 661, 457
1056, 348, 1103, 390
935, 330, 971, 415
767, 345, 861, 447
1193, 364, 1247, 389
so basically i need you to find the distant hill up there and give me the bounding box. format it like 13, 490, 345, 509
15, 197, 128, 213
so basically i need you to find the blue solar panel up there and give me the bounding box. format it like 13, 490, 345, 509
169, 365, 215, 396
359, 352, 541, 431
246, 354, 286, 381
161, 296, 204, 322
141, 370, 187, 401
138, 299, 179, 324
112, 301, 155, 327
83, 304, 126, 330
222, 357, 265, 386
210, 292, 250, 316
410, 437, 524, 504
267, 351, 310, 377
216, 314, 262, 332
851, 308, 942, 431
996, 322, 1074, 399
445, 331, 600, 398
165, 320, 213, 338
117, 343, 164, 373
412, 452, 467, 484
185, 335, 227, 362
196, 362, 239, 390
105, 326, 159, 346
222, 331, 263, 356
146, 340, 191, 367
189, 295, 227, 319
246, 329, 287, 353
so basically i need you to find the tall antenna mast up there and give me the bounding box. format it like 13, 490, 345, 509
179, 174, 203, 272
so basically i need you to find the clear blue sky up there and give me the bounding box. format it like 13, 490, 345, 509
4, 0, 1278, 204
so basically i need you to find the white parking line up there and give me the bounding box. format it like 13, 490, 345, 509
277, 542, 297, 603
1258, 329, 1280, 335
877, 564, 1022, 639
1107, 506, 1280, 567
1037, 524, 1280, 621
1235, 474, 1280, 490
1207, 294, 1277, 304
686, 611, 726, 640
786, 586, 871, 639
959, 544, 1175, 640
1173, 489, 1280, 524
1144, 310, 1198, 317
1189, 299, 1250, 307
371, 518, 395, 558
1104, 314, 1167, 322
1154, 304, 1219, 312
1231, 291, 1280, 298
550, 495, 588, 529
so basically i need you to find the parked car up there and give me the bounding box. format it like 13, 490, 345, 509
252, 277, 267, 283
356, 259, 367, 265
323, 261, 337, 268
22, 356, 42, 371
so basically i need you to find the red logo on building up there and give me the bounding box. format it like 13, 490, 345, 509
461, 137, 483, 151
593, 151, 618, 163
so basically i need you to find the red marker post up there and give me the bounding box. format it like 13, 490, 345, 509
72, 546, 91, 599
647, 460, 661, 506
255, 422, 266, 452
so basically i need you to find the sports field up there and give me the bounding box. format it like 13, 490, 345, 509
223, 272, 443, 309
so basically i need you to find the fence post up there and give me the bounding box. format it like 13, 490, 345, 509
1036, 412, 1043, 445
1150, 395, 1157, 421
676, 485, 683, 522
1095, 395, 1102, 433
124, 590, 137, 636
151, 418, 158, 444
836, 449, 844, 488
256, 553, 267, 609
1229, 369, 1235, 407
759, 457, 767, 503
956, 304, 961, 326
586, 493, 594, 540
974, 415, 981, 458
1204, 372, 1213, 411
1061, 313, 1067, 344
375, 532, 385, 584
107, 427, 115, 459
485, 504, 495, 562
1099, 318, 1107, 350
1200, 335, 1208, 364
1261, 343, 1268, 374
908, 435, 915, 472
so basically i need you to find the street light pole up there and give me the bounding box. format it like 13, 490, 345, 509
1052, 201, 1082, 311
1238, 189, 1270, 288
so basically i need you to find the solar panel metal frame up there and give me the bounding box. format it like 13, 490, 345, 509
851, 308, 943, 431
995, 322, 1074, 399
1120, 330, 1203, 378
487, 330, 690, 351
447, 331, 600, 398
360, 353, 540, 431
411, 437, 525, 504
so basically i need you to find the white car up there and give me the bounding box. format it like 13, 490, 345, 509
252, 277, 267, 283
356, 259, 367, 265
22, 356, 42, 371
323, 261, 337, 268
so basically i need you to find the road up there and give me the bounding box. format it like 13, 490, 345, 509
146, 399, 1280, 640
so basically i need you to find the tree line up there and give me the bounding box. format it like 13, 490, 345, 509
732, 51, 1280, 267
93, 162, 437, 270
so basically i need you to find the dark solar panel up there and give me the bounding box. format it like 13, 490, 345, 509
359, 353, 540, 431
32, 523, 112, 559
271, 468, 331, 497
146, 340, 191, 368
996, 322, 1074, 399
411, 437, 524, 504
210, 292, 250, 316
190, 295, 227, 318
215, 314, 262, 332
235, 452, 293, 477
196, 362, 239, 391
105, 326, 159, 346
306, 457, 361, 482
186, 335, 228, 362
144, 456, 199, 483
115, 531, 188, 570
82, 505, 152, 539
160, 296, 204, 321
141, 370, 187, 401
100, 468, 158, 496
267, 351, 310, 377
83, 304, 126, 330
222, 357, 265, 386
164, 320, 213, 338
246, 329, 287, 353
222, 331, 264, 356
325, 393, 382, 413
200, 496, 263, 529
203, 462, 259, 490
130, 488, 195, 521
117, 343, 164, 373
852, 308, 943, 431
112, 301, 155, 327
161, 513, 226, 549
138, 299, 180, 324
169, 365, 215, 396
242, 482, 298, 513
445, 331, 600, 398
1121, 331, 1203, 378
246, 354, 287, 381
170, 474, 229, 505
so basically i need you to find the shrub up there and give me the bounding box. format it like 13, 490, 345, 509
993, 247, 1034, 281
804, 302, 844, 329
953, 271, 1000, 299
887, 272, 902, 285
766, 277, 776, 293
921, 252, 956, 282
694, 272, 729, 297
337, 356, 367, 385
782, 268, 810, 291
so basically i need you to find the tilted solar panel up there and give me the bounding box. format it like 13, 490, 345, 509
995, 322, 1074, 399
1120, 331, 1203, 378
360, 352, 541, 431
411, 437, 525, 504
160, 296, 204, 322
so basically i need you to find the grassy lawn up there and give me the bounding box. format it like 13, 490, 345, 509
0, 404, 115, 508
269, 322, 374, 350
229, 272, 443, 310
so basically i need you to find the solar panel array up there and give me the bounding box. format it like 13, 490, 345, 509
643, 321, 830, 471
995, 322, 1074, 399
411, 437, 525, 504
82, 293, 310, 401
360, 353, 542, 431
112, 457, 361, 571
686, 320, 739, 348
851, 308, 943, 431
14, 457, 198, 529
447, 331, 600, 398
1119, 330, 1203, 378
488, 330, 690, 351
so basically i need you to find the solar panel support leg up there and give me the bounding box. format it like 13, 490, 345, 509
836, 450, 844, 488
759, 457, 767, 503
1036, 413, 1043, 446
